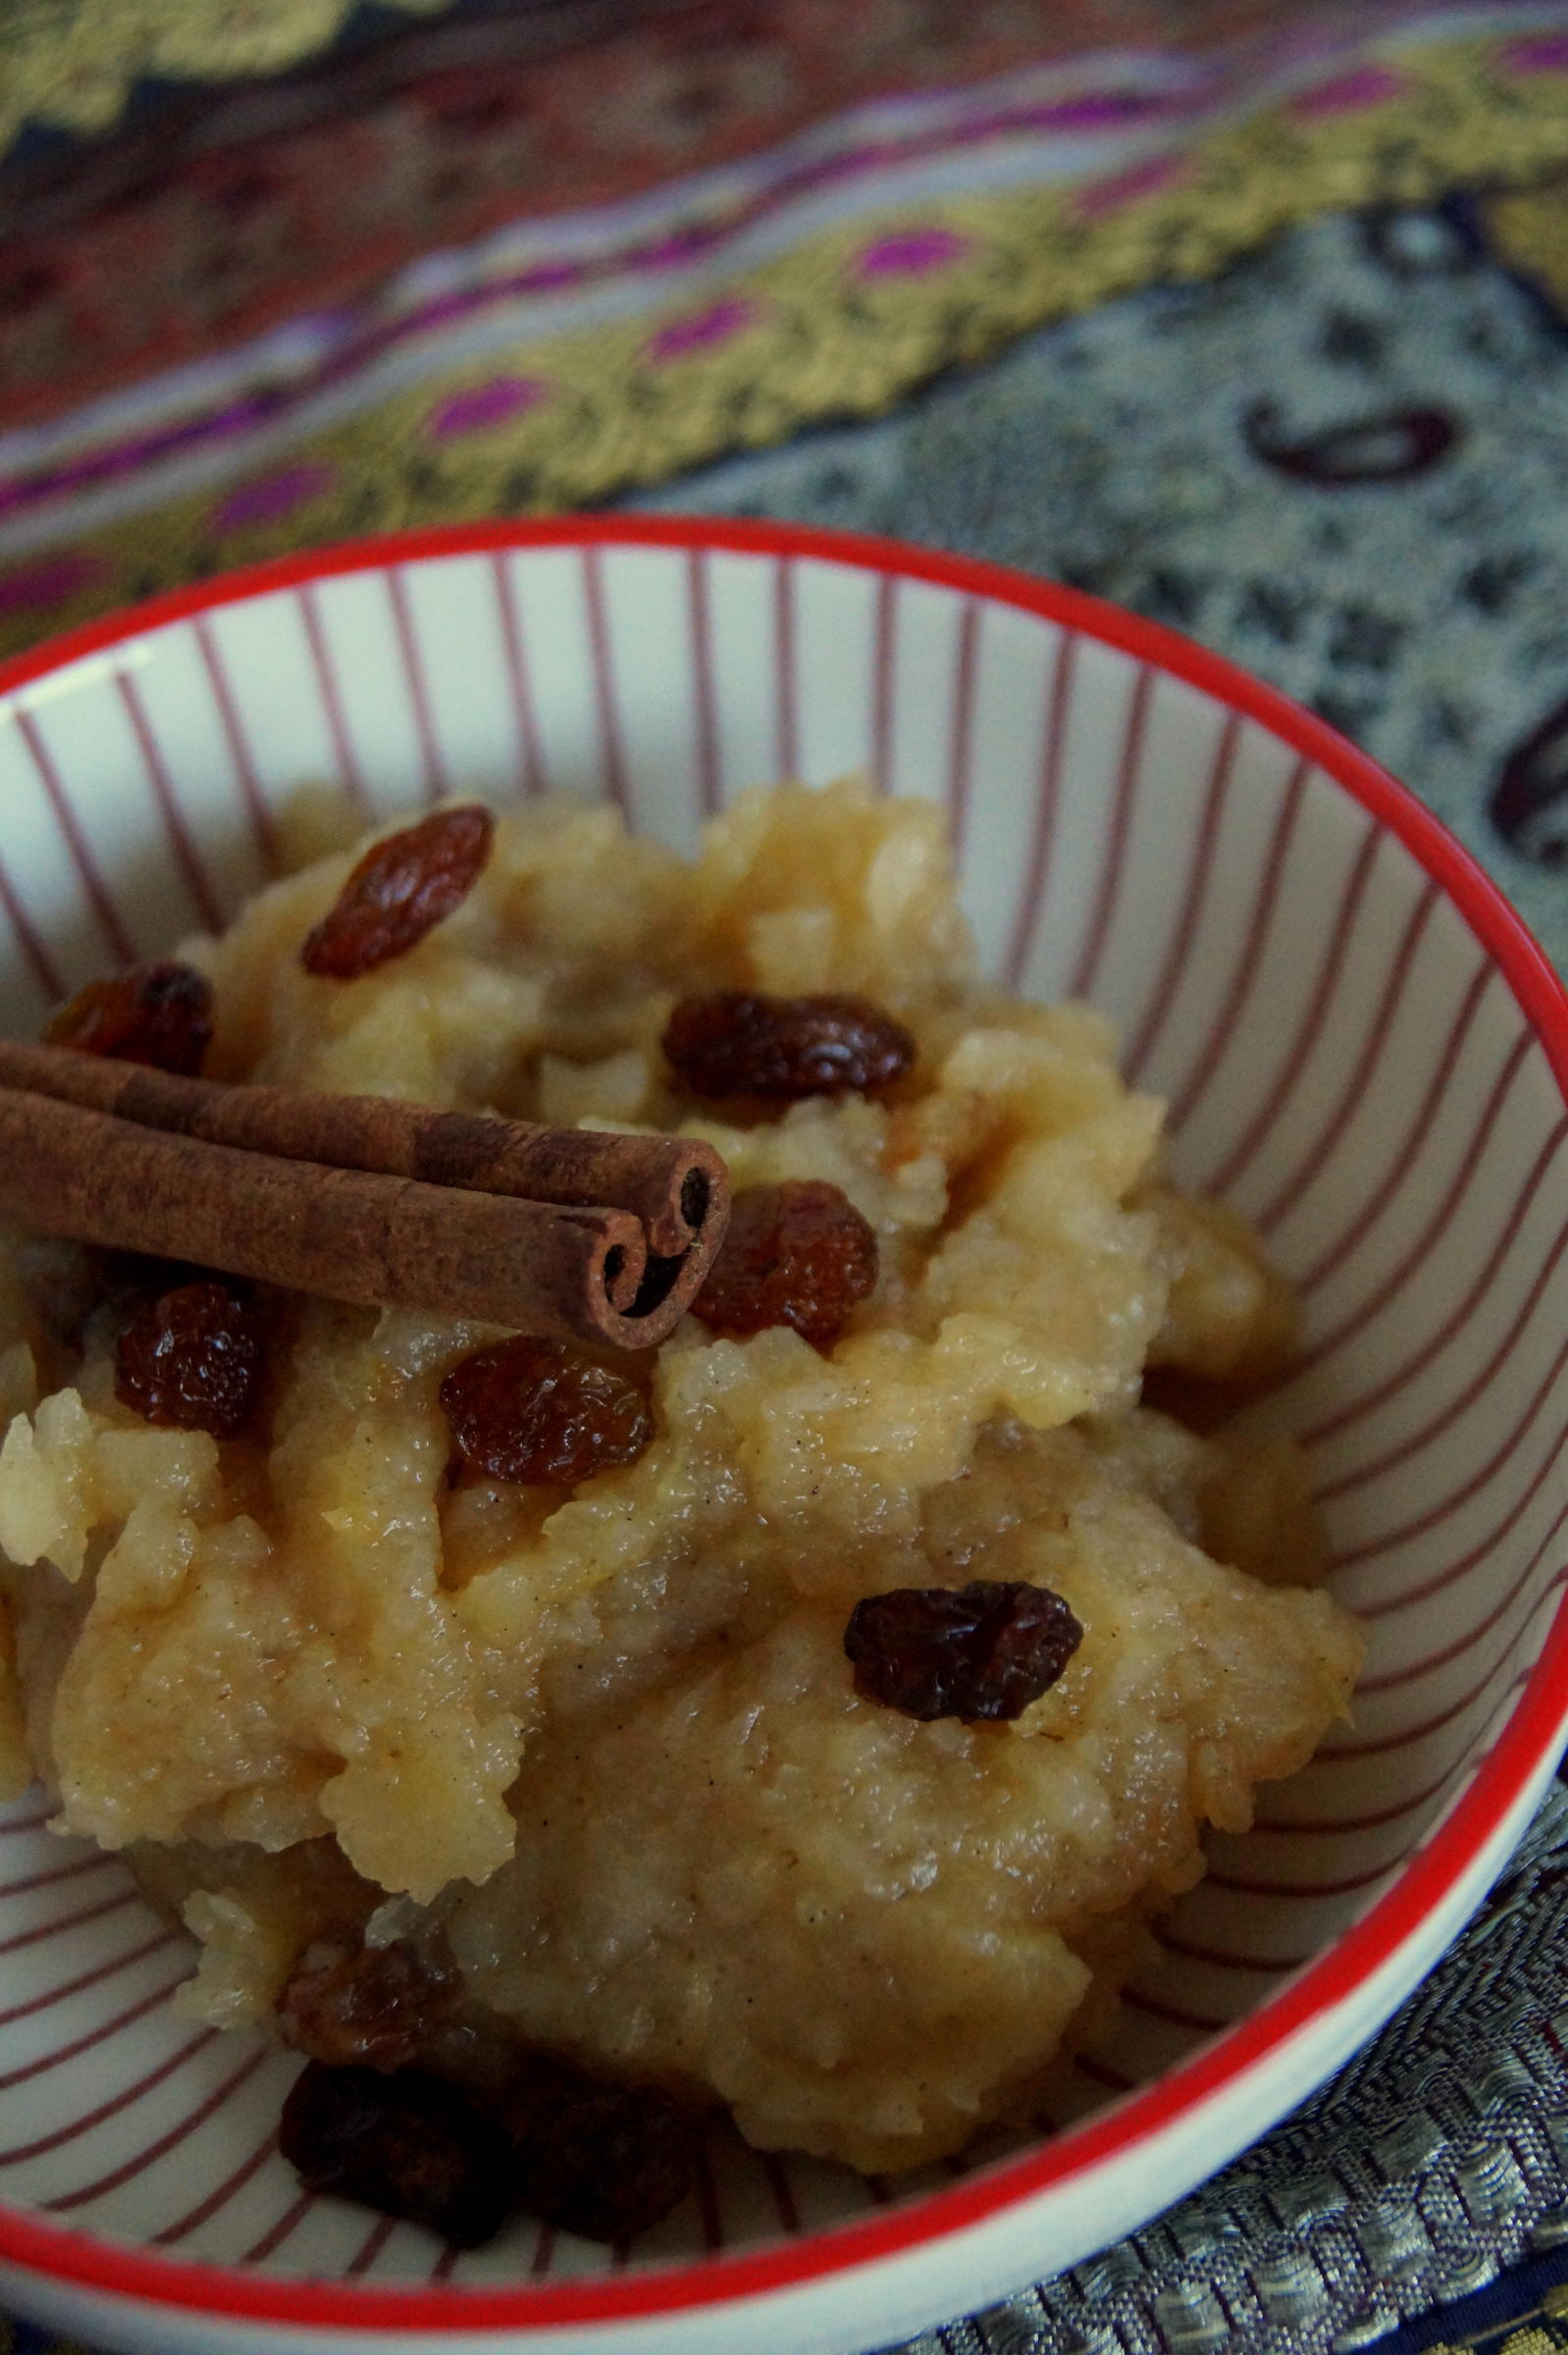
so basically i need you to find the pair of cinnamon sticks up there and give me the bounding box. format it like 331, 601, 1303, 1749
0, 1042, 729, 1351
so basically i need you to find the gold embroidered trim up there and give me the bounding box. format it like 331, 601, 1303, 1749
0, 0, 455, 149
5, 36, 1568, 658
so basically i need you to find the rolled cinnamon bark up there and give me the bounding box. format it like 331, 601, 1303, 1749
0, 1042, 722, 1263
0, 1063, 730, 1350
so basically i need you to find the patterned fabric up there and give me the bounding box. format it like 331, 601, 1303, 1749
6, 10, 1568, 660
627, 192, 1568, 977
0, 0, 1516, 431
0, 0, 454, 151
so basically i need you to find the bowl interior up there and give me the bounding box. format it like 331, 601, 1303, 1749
1, 527, 1566, 2299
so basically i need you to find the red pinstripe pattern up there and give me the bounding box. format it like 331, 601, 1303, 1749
1, 523, 1567, 2334
1123, 706, 1241, 1085
1294, 964, 1500, 1305
346, 2215, 397, 2275
0, 2029, 215, 2165
1165, 757, 1311, 1136
0, 844, 63, 1002
297, 586, 370, 815
0, 1886, 138, 1957
12, 707, 134, 966
870, 571, 897, 795
1318, 1208, 1568, 1499
0, 1806, 49, 1836
1124, 1989, 1227, 2036
490, 551, 549, 799
1305, 1119, 1568, 1458
240, 2193, 314, 2267
1004, 628, 1076, 989
1254, 881, 1440, 1237
192, 615, 280, 871
1069, 662, 1153, 1001
774, 555, 798, 778
1201, 818, 1382, 1201
763, 2154, 801, 2235
0, 1850, 116, 1901
1356, 1523, 1568, 1694
1302, 1031, 1534, 1398
946, 598, 980, 852
1155, 1929, 1312, 1974
1341, 1394, 1568, 1610
151, 2126, 279, 2249
47, 2050, 271, 2214
1312, 1622, 1548, 1766
687, 547, 722, 820
582, 545, 629, 814
386, 568, 446, 805
0, 1973, 189, 2093
114, 672, 225, 933
1333, 1323, 1568, 1567
1205, 1855, 1409, 1901
0, 1927, 177, 2026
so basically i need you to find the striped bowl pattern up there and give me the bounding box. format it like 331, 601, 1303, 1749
0, 518, 1566, 2355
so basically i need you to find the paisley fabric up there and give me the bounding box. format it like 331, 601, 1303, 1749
7, 14, 1568, 659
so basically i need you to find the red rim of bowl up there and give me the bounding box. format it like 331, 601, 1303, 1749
1, 515, 1566, 2333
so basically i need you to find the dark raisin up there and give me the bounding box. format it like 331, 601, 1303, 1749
115, 1280, 261, 1436
280, 2062, 511, 2247
662, 991, 915, 1099
845, 1579, 1083, 1722
691, 1179, 876, 1347
279, 1935, 460, 2073
301, 805, 495, 978
506, 2066, 694, 2243
45, 959, 212, 1074
440, 1337, 652, 1486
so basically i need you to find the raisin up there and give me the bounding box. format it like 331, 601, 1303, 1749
301, 805, 495, 978
45, 959, 212, 1074
662, 991, 915, 1099
692, 1179, 876, 1347
279, 1935, 460, 2074
845, 1580, 1083, 1722
280, 2063, 511, 2247
505, 2066, 694, 2243
440, 1337, 652, 1486
115, 1279, 261, 1436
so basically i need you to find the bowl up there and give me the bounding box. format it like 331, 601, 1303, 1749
0, 517, 1565, 2355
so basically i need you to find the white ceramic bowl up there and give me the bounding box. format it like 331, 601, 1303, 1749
0, 519, 1566, 2355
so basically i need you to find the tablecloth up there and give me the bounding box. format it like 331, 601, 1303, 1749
3, 5, 1568, 2350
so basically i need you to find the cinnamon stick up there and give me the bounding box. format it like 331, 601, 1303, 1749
0, 1046, 730, 1351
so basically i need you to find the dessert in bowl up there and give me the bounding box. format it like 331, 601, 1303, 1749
0, 518, 1563, 2355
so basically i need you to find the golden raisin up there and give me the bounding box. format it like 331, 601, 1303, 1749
279, 1934, 461, 2074
844, 1580, 1083, 1721
692, 1179, 877, 1347
45, 960, 212, 1073
280, 2063, 510, 2248
114, 1280, 261, 1436
301, 805, 494, 978
440, 1337, 652, 1487
662, 991, 915, 1099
